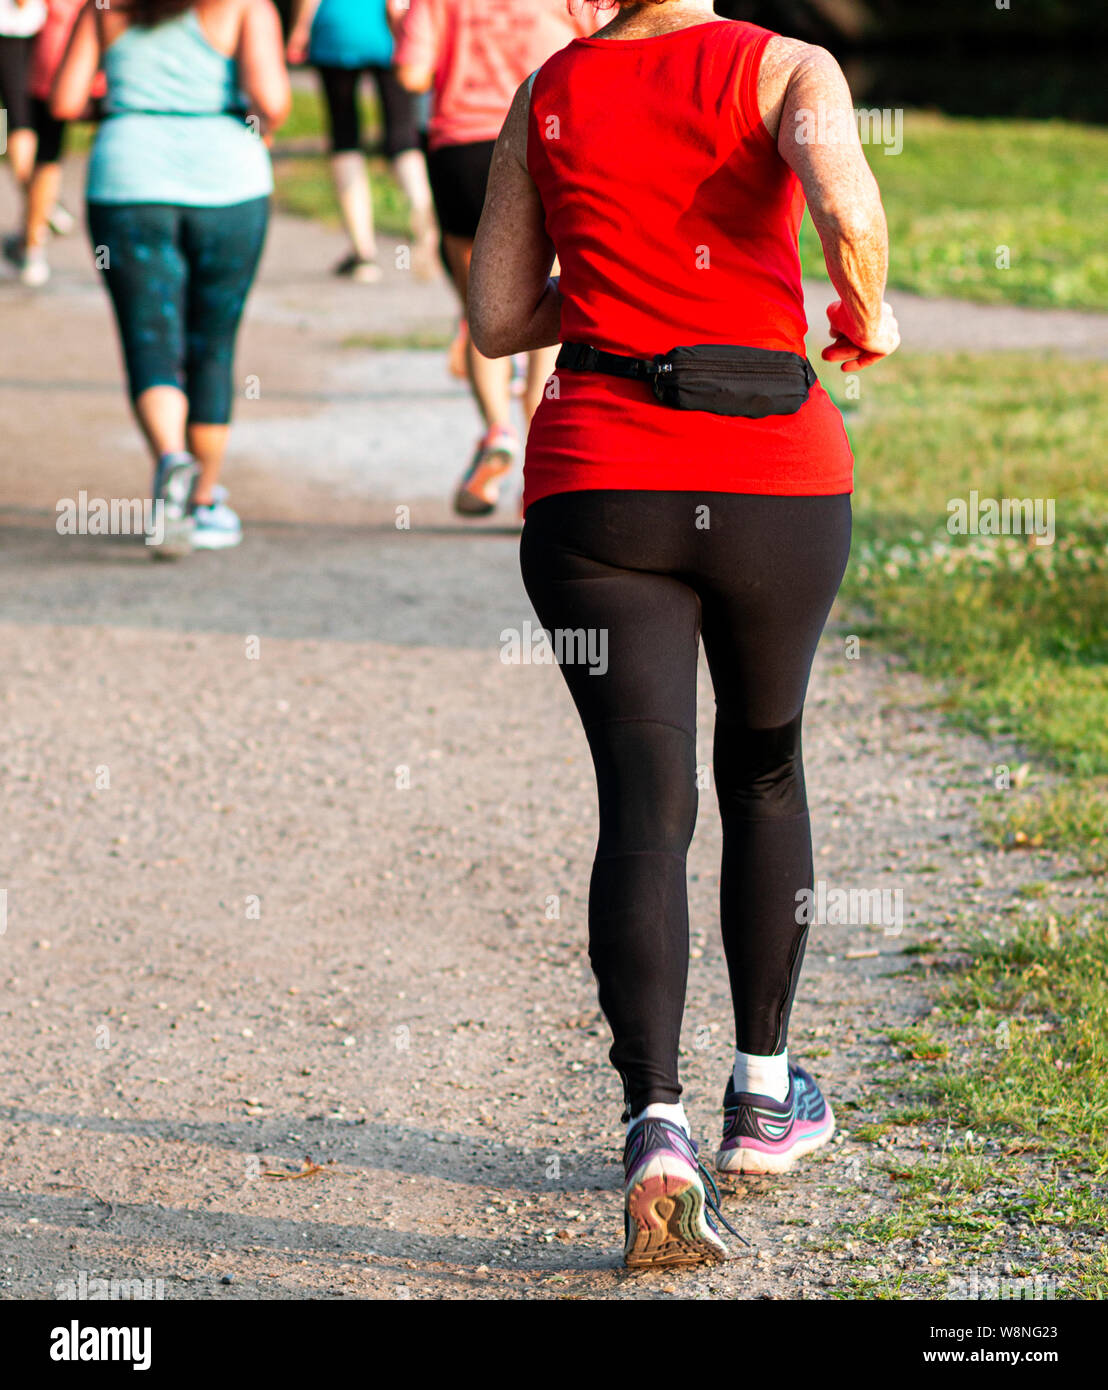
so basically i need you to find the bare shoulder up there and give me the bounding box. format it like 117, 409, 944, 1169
226, 0, 274, 22
235, 0, 286, 42
210, 0, 278, 27
189, 0, 266, 55
757, 37, 849, 139
497, 76, 535, 171
760, 37, 845, 89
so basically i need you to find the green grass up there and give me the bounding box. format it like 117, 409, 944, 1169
844, 913, 1108, 1298
852, 1121, 894, 1141
272, 88, 412, 237
827, 352, 1108, 839
981, 784, 1108, 873
886, 1027, 950, 1062
279, 85, 349, 146
799, 113, 1108, 310
823, 346, 1107, 1297
827, 347, 1108, 868
939, 915, 1108, 1168
340, 330, 456, 351
273, 152, 413, 239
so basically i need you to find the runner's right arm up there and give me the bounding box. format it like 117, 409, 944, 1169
286, 0, 321, 65
50, 0, 99, 121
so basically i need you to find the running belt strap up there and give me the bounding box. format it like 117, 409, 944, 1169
556, 342, 666, 381
558, 341, 818, 386
556, 339, 818, 418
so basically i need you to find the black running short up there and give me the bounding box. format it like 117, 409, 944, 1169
425, 139, 496, 241
31, 98, 67, 165
0, 34, 34, 132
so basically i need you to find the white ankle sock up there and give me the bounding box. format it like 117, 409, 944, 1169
626, 1101, 690, 1137
732, 1048, 790, 1102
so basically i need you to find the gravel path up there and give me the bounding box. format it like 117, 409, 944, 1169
0, 169, 1100, 1300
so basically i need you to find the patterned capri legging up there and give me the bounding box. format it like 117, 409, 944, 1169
86, 196, 270, 425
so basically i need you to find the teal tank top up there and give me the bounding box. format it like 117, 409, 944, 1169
309, 0, 393, 69
87, 9, 273, 207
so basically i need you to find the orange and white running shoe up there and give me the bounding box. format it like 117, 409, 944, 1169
623, 1117, 740, 1268
452, 426, 519, 517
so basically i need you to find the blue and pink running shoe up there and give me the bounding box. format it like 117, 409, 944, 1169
716, 1064, 835, 1175
623, 1117, 745, 1268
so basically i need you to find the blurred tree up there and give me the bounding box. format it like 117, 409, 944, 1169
277, 2, 1105, 47
716, 0, 872, 43
716, 0, 1108, 42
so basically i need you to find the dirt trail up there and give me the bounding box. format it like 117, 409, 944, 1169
0, 171, 1100, 1299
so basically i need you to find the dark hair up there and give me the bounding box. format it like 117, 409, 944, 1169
120, 0, 195, 26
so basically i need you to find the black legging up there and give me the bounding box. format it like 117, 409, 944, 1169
316, 64, 421, 158
520, 490, 852, 1116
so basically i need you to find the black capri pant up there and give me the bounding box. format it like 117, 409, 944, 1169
520, 489, 852, 1116
31, 98, 68, 165
317, 64, 421, 157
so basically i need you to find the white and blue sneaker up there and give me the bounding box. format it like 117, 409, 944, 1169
717, 1064, 836, 1175
149, 452, 199, 559
190, 485, 243, 550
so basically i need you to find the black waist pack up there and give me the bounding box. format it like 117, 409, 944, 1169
556, 341, 817, 418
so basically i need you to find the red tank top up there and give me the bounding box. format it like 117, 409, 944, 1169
523, 19, 853, 512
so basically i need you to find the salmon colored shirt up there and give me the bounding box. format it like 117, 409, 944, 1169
394, 0, 600, 150
30, 0, 103, 100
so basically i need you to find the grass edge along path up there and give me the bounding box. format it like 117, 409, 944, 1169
838, 913, 1108, 1301
815, 345, 1107, 1299
831, 349, 1108, 870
